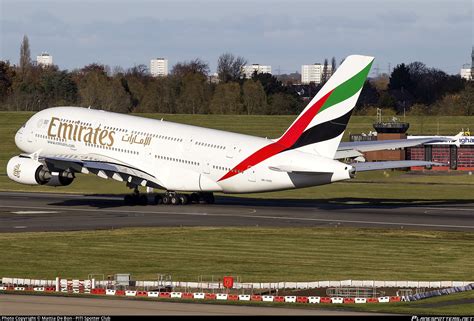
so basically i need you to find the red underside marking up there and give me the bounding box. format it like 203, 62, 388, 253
218, 90, 334, 182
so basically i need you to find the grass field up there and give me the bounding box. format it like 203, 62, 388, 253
0, 227, 472, 282
0, 112, 473, 200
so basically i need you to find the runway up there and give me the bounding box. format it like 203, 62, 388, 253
0, 191, 473, 232
0, 294, 387, 315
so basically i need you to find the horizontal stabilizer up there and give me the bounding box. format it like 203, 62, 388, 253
269, 165, 333, 174
351, 160, 444, 172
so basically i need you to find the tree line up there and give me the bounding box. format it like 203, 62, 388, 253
0, 36, 471, 116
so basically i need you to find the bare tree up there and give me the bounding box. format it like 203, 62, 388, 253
331, 56, 336, 75
126, 64, 149, 78
321, 58, 329, 84
20, 35, 31, 71
171, 58, 210, 77
217, 53, 247, 82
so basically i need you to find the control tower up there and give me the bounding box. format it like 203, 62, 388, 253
373, 108, 409, 137
365, 109, 409, 161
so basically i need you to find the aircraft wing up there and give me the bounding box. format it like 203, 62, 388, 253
351, 160, 443, 172
335, 137, 452, 159
34, 153, 164, 188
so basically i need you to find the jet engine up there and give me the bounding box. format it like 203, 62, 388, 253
7, 156, 74, 186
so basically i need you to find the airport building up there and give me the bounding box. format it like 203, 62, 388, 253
36, 52, 53, 67
301, 63, 333, 84
242, 64, 272, 78
351, 120, 474, 171
407, 134, 474, 171
150, 58, 168, 77
460, 65, 472, 80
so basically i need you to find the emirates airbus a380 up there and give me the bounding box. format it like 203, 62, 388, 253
7, 55, 443, 205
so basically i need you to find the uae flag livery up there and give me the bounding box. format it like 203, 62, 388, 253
219, 55, 374, 182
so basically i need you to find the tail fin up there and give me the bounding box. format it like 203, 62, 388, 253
277, 55, 374, 159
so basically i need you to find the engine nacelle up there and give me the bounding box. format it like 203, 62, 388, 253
7, 156, 74, 186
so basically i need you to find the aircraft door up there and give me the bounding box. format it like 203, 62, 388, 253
226, 145, 239, 158
201, 160, 211, 174
247, 166, 256, 182
184, 138, 193, 151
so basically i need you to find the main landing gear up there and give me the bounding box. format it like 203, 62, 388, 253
155, 192, 215, 206
123, 188, 215, 206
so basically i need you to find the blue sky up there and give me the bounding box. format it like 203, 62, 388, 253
0, 0, 472, 75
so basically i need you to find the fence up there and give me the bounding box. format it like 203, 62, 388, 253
1, 276, 472, 305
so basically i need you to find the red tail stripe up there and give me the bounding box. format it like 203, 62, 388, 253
218, 90, 333, 182
278, 90, 333, 148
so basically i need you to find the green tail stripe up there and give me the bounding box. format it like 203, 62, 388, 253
319, 61, 373, 113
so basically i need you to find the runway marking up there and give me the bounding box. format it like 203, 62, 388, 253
12, 211, 60, 214
0, 205, 472, 230
0, 205, 256, 216
423, 207, 474, 212
13, 226, 27, 229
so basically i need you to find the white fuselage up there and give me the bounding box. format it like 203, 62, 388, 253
15, 107, 352, 193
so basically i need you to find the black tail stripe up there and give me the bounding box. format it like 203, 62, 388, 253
288, 109, 353, 150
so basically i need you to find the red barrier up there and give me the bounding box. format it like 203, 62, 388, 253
367, 298, 378, 303
251, 295, 262, 301
297, 296, 309, 303
7, 286, 14, 291
228, 295, 239, 301
182, 293, 193, 299
343, 298, 355, 304
45, 287, 56, 292
136, 291, 148, 297
96, 288, 106, 295
274, 296, 285, 302
25, 287, 34, 291
390, 296, 401, 302
159, 292, 171, 298
115, 290, 125, 296
205, 293, 217, 300
320, 297, 331, 304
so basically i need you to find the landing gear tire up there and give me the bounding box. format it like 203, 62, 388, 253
188, 193, 199, 204
201, 193, 215, 204
190, 193, 199, 204
170, 195, 181, 205
179, 194, 189, 205
154, 195, 163, 205
162, 195, 171, 205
